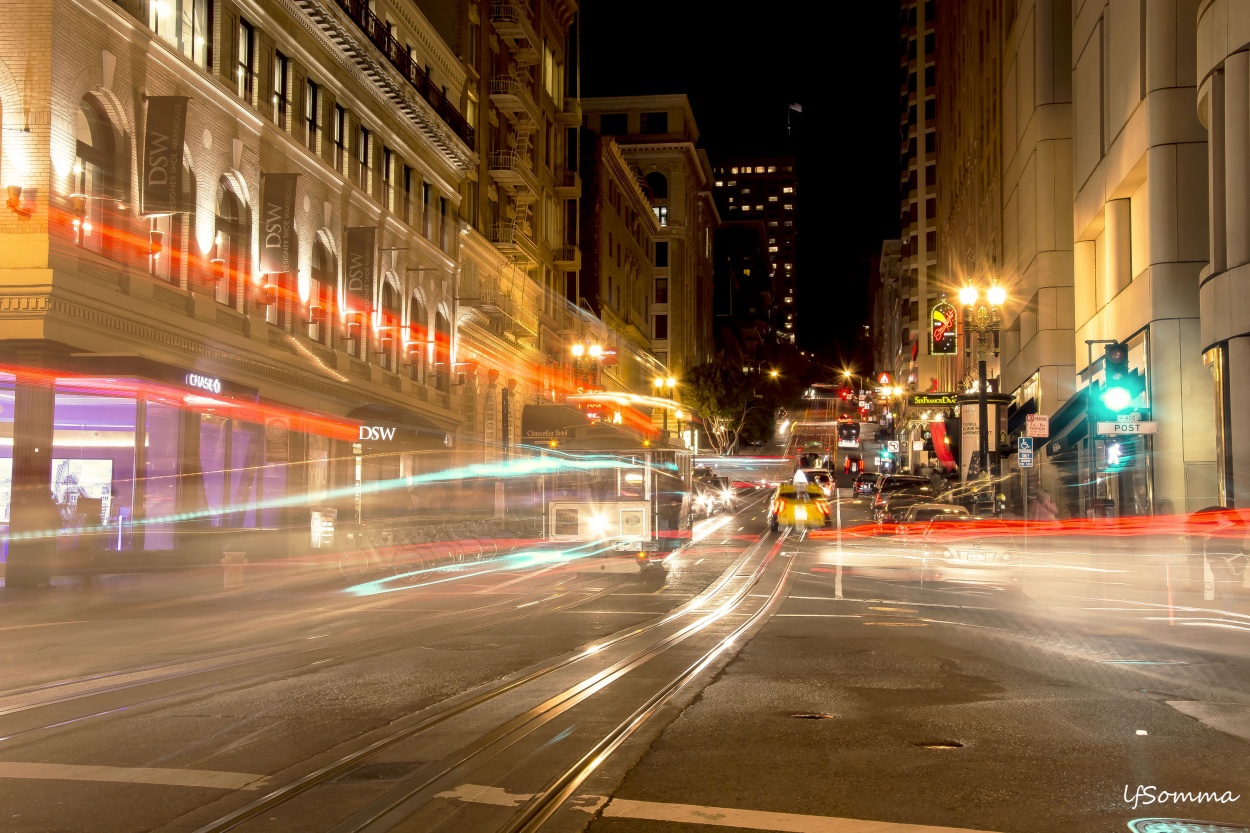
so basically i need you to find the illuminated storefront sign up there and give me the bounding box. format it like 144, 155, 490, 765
185, 373, 223, 394
908, 393, 958, 408
931, 300, 958, 355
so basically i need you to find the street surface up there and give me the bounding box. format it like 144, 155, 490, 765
1, 432, 1248, 832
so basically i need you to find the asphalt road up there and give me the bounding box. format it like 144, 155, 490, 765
1, 490, 1248, 833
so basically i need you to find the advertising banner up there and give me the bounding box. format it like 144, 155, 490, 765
344, 226, 377, 313
259, 173, 299, 276
141, 96, 190, 215
931, 300, 958, 355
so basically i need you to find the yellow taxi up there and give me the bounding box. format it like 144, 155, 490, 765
768, 482, 832, 532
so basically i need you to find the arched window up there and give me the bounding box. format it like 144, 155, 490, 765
73, 95, 121, 254
149, 155, 195, 286
213, 178, 248, 308
309, 239, 335, 343
408, 294, 427, 382
433, 309, 452, 392
378, 280, 400, 370
644, 171, 668, 200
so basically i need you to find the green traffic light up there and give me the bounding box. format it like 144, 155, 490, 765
1101, 386, 1132, 412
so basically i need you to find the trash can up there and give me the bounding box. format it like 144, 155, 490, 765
221, 549, 248, 590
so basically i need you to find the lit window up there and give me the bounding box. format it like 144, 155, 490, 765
769, 245, 779, 253
784, 296, 793, 303
769, 221, 778, 227
785, 322, 793, 328
727, 180, 736, 186
741, 205, 750, 211
786, 313, 793, 319
767, 165, 777, 173
728, 196, 735, 203
742, 188, 750, 194
714, 180, 723, 187
768, 238, 776, 244
653, 205, 668, 226
784, 220, 793, 227
755, 166, 765, 173
783, 186, 794, 194
755, 205, 763, 210
784, 203, 794, 210
730, 166, 739, 174
785, 263, 793, 270
768, 195, 778, 202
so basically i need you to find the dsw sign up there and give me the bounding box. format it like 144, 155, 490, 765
359, 426, 397, 441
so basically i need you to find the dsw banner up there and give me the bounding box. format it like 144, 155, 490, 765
345, 226, 377, 312
260, 173, 300, 275
142, 96, 189, 215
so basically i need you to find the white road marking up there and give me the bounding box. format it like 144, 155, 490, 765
601, 797, 1004, 832
438, 784, 1004, 832
775, 614, 863, 618
0, 621, 89, 633
695, 558, 706, 565
473, 562, 563, 594
0, 762, 267, 790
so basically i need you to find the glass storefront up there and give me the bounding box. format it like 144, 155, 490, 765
0, 373, 14, 561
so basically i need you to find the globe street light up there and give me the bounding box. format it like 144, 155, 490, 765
654, 375, 677, 433
959, 282, 1007, 515
571, 341, 603, 389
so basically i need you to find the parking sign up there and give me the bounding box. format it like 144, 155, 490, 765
1018, 436, 1034, 468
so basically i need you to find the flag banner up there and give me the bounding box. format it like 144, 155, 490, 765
141, 96, 189, 215
259, 173, 299, 276
345, 226, 377, 312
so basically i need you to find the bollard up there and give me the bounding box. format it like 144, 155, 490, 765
221, 551, 247, 590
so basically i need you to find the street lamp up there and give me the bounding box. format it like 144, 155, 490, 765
571, 340, 603, 389
959, 282, 1007, 515
654, 375, 677, 433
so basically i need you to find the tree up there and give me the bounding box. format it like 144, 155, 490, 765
681, 361, 772, 455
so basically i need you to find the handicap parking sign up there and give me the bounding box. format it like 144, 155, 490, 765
1018, 436, 1034, 468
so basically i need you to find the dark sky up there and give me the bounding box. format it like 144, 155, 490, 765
581, 3, 900, 370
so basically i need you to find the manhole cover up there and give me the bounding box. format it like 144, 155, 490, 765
913, 740, 964, 749
335, 762, 423, 782
1128, 821, 1250, 833
791, 713, 836, 720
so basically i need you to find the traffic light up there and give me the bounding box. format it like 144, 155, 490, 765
1106, 441, 1126, 470
1093, 342, 1145, 419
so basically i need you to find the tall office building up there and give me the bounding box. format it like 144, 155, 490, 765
711, 158, 798, 344
582, 96, 718, 379
896, 0, 939, 389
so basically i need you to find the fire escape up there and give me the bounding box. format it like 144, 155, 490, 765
488, 2, 541, 269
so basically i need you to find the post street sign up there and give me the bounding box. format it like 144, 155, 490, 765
1096, 421, 1158, 435
1025, 413, 1049, 438
1018, 436, 1034, 468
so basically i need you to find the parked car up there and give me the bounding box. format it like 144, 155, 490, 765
693, 477, 735, 516
878, 486, 944, 524
919, 516, 1023, 589
768, 482, 832, 532
870, 475, 932, 520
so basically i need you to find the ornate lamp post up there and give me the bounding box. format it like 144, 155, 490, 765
653, 375, 677, 433
958, 283, 1007, 514
570, 341, 603, 390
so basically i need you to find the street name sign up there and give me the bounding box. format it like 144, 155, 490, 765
1025, 414, 1049, 438
1018, 436, 1034, 468
1096, 421, 1158, 435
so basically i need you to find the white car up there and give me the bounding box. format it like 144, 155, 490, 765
797, 468, 834, 498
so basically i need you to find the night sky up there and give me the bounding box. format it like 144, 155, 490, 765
581, 3, 901, 372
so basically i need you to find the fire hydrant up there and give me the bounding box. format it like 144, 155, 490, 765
221, 550, 247, 590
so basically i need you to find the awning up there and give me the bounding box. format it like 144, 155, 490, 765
346, 404, 455, 451
1043, 389, 1089, 457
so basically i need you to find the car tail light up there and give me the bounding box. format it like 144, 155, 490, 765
776, 499, 787, 514
816, 499, 830, 516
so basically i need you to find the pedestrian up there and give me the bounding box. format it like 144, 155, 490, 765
1032, 488, 1058, 523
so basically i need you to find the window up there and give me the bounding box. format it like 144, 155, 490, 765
755, 204, 763, 211
600, 113, 627, 135
644, 171, 668, 199
308, 240, 335, 343
768, 195, 778, 202
422, 182, 433, 238
236, 18, 256, 103
378, 282, 400, 371
272, 51, 290, 129
654, 241, 669, 267
150, 0, 212, 69
741, 188, 750, 194
304, 79, 320, 152
73, 95, 121, 255
440, 197, 449, 251
714, 180, 723, 187
730, 166, 739, 174
654, 314, 668, 340
378, 147, 396, 210
767, 165, 777, 173
333, 105, 347, 172
783, 203, 794, 211
214, 178, 248, 308
784, 220, 793, 227
769, 221, 778, 228
769, 245, 779, 253
640, 111, 668, 134
403, 164, 415, 226
782, 186, 793, 194
784, 296, 793, 304
653, 205, 668, 226
655, 279, 668, 303
755, 166, 765, 173
356, 124, 370, 192
740, 205, 749, 211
